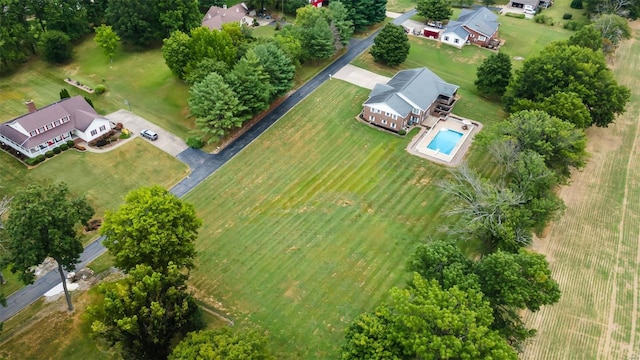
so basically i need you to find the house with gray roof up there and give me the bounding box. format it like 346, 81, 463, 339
0, 96, 113, 158
440, 7, 500, 49
362, 68, 458, 133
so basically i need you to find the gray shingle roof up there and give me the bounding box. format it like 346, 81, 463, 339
457, 7, 499, 37
364, 68, 458, 117
442, 21, 470, 39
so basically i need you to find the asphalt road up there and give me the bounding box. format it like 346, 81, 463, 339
0, 10, 416, 323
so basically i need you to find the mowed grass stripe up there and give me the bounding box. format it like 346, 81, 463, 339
186, 80, 465, 358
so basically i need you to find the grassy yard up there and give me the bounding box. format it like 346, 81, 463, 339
0, 139, 188, 217
184, 79, 495, 358
522, 26, 640, 360
0, 36, 193, 139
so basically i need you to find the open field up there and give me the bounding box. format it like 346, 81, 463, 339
522, 27, 640, 360
0, 139, 188, 217
185, 79, 497, 358
0, 36, 193, 139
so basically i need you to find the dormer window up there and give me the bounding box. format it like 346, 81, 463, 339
412, 108, 420, 115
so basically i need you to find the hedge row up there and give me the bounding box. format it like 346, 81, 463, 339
25, 140, 76, 166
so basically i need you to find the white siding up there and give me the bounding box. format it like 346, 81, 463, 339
74, 118, 112, 142
440, 32, 466, 49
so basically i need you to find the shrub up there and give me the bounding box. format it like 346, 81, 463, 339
84, 218, 102, 232
25, 157, 38, 165
563, 13, 573, 19
570, 0, 583, 8
115, 122, 123, 130
53, 147, 62, 154
94, 84, 107, 94
120, 129, 131, 139
505, 12, 526, 19
36, 155, 46, 163
60, 144, 69, 151
45, 150, 55, 158
564, 19, 587, 30
534, 14, 554, 25
96, 139, 107, 147
66, 140, 75, 147
398, 129, 407, 136
186, 137, 204, 149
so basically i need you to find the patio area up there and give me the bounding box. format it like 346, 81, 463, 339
407, 114, 482, 166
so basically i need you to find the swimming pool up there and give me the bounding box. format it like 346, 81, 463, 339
426, 129, 463, 155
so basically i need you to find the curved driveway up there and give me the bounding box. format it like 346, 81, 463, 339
0, 10, 417, 323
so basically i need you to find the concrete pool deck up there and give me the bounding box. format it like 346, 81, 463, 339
407, 114, 482, 166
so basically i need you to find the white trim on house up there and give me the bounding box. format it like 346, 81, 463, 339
440, 31, 467, 49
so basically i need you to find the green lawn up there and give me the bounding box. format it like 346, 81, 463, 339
0, 36, 193, 139
0, 139, 188, 217
184, 79, 483, 358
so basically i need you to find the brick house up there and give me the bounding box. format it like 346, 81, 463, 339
362, 68, 459, 133
0, 96, 113, 158
440, 7, 500, 49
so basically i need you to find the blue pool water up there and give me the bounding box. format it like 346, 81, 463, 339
427, 129, 463, 155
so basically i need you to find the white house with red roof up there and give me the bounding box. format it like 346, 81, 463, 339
0, 96, 113, 158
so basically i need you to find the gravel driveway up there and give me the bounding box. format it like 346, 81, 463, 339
106, 109, 188, 157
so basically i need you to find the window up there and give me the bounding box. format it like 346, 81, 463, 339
385, 112, 390, 117
469, 33, 475, 38
478, 36, 486, 41
90, 129, 98, 136
381, 120, 388, 125
45, 124, 52, 130
30, 131, 37, 137
444, 36, 449, 41
369, 115, 375, 121
99, 125, 106, 132
62, 116, 70, 124
390, 123, 397, 129
38, 127, 45, 134
54, 120, 61, 126
412, 108, 420, 115
454, 39, 459, 44
391, 114, 397, 120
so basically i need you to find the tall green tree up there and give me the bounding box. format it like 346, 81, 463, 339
306, 18, 335, 63
510, 91, 592, 129
185, 58, 228, 85
342, 0, 386, 32
253, 42, 296, 99
406, 240, 478, 290
101, 186, 202, 274
370, 23, 410, 67
105, 0, 162, 46
475, 52, 512, 98
157, 0, 201, 36
5, 183, 93, 311
94, 24, 121, 63
417, 0, 453, 21
39, 30, 73, 63
28, 0, 91, 40
500, 110, 587, 180
504, 42, 630, 127
163, 30, 193, 79
90, 264, 202, 359
189, 72, 245, 142
329, 1, 354, 46
567, 24, 604, 51
0, 1, 33, 73
170, 328, 271, 359
226, 50, 273, 121
186, 26, 237, 70
342, 273, 518, 360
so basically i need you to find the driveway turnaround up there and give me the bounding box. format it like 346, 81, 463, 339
333, 64, 391, 90
0, 10, 418, 323
106, 109, 188, 157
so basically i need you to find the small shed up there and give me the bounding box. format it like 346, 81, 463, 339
423, 28, 440, 39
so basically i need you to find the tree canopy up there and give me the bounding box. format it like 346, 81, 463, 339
252, 42, 295, 99
94, 24, 121, 62
475, 52, 512, 98
101, 186, 202, 274
370, 23, 410, 67
5, 183, 93, 311
170, 328, 271, 359
417, 0, 453, 21
342, 273, 518, 360
90, 264, 202, 359
341, 0, 386, 32
504, 42, 630, 127
39, 30, 73, 64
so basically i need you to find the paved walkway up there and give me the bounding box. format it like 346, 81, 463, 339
333, 64, 391, 90
0, 10, 418, 323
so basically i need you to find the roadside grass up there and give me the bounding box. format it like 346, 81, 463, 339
522, 28, 640, 360
0, 139, 189, 217
387, 0, 416, 13
0, 36, 193, 139
184, 79, 491, 358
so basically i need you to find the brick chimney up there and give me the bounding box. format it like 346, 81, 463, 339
25, 100, 36, 113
